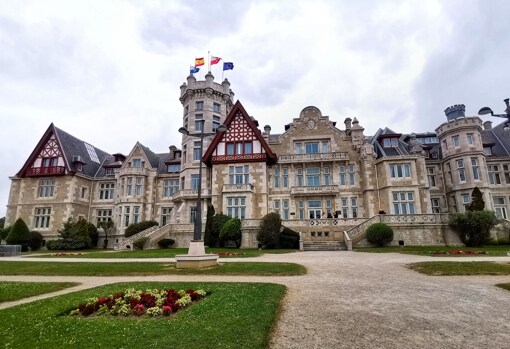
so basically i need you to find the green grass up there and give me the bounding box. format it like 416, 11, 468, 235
0, 261, 306, 276
408, 261, 510, 275
0, 282, 286, 349
0, 282, 79, 303
496, 283, 510, 291
355, 245, 510, 256
34, 248, 298, 258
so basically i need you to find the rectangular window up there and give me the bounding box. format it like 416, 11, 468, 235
227, 197, 246, 218
282, 167, 288, 188
193, 141, 201, 161
34, 207, 51, 229
226, 143, 235, 155
442, 140, 448, 151
483, 146, 492, 156
191, 174, 200, 189
229, 165, 249, 184
135, 177, 142, 196
133, 206, 140, 224
274, 167, 280, 188
323, 166, 330, 185
167, 164, 180, 172
504, 164, 510, 184
38, 179, 55, 197
81, 187, 87, 199
161, 207, 172, 226
348, 165, 355, 185
105, 168, 115, 175
488, 165, 501, 185
212, 115, 221, 132
296, 168, 303, 187
494, 197, 508, 219
471, 158, 480, 181
383, 138, 398, 148
133, 159, 142, 168
124, 206, 130, 227
190, 207, 197, 223
96, 209, 112, 227
283, 199, 289, 220
351, 197, 358, 218
321, 141, 330, 153
274, 200, 280, 216
452, 135, 460, 147
467, 133, 474, 145
195, 116, 204, 132
99, 182, 115, 200
305, 142, 319, 154
213, 103, 221, 113
306, 167, 321, 186
308, 200, 322, 219
298, 200, 304, 220
427, 167, 436, 187
456, 160, 465, 182
341, 197, 348, 218
195, 101, 204, 110
392, 192, 415, 215
339, 166, 346, 186
294, 143, 302, 154
431, 198, 441, 214
461, 194, 470, 205
126, 177, 133, 196
389, 163, 411, 178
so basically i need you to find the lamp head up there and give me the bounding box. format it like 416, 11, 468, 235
504, 123, 510, 132
178, 127, 189, 135
216, 124, 227, 133
478, 107, 494, 116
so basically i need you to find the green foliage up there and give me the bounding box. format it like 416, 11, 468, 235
0, 282, 79, 303
29, 231, 43, 251
124, 221, 158, 238
257, 213, 282, 249
366, 223, 394, 247
280, 227, 299, 249
449, 210, 498, 247
157, 238, 175, 248
46, 218, 93, 250
87, 223, 98, 247
467, 187, 485, 211
204, 205, 216, 247
211, 213, 230, 247
220, 218, 242, 248
133, 237, 149, 250
0, 226, 11, 241
99, 220, 116, 249
0, 216, 5, 229
6, 218, 32, 251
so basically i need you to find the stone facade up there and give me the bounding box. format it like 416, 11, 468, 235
5, 74, 510, 248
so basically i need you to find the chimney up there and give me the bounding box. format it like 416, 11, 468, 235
264, 125, 271, 136
344, 117, 352, 131
483, 121, 492, 130
444, 104, 465, 121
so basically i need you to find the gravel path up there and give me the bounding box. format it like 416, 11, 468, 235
1, 252, 510, 348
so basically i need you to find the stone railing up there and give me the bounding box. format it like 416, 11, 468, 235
345, 216, 377, 242
222, 184, 254, 193
118, 225, 161, 249
291, 185, 339, 195
119, 167, 150, 176
26, 166, 65, 176
172, 189, 210, 201
308, 218, 363, 227
278, 152, 348, 163
380, 214, 450, 224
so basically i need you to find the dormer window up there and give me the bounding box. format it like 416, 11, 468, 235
383, 138, 398, 148
226, 142, 253, 155
167, 164, 180, 173
133, 159, 141, 168
105, 168, 115, 176
483, 146, 492, 156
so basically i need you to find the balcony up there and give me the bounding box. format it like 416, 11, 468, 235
291, 185, 339, 196
171, 189, 210, 201
278, 152, 348, 163
26, 166, 65, 176
119, 167, 150, 176
222, 184, 254, 193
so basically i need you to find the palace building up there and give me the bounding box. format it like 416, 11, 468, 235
5, 73, 510, 249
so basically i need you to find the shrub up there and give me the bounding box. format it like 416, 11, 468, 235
157, 238, 175, 248
87, 223, 98, 247
0, 227, 11, 241
466, 187, 485, 211
47, 218, 93, 250
133, 237, 149, 250
125, 221, 158, 238
29, 231, 43, 251
257, 213, 282, 249
46, 240, 65, 250
280, 227, 299, 249
204, 205, 216, 247
366, 223, 394, 247
449, 210, 498, 247
211, 214, 230, 247
6, 218, 32, 251
220, 218, 242, 248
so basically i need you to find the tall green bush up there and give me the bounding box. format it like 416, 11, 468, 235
211, 214, 230, 247
204, 205, 216, 247
124, 221, 158, 238
366, 223, 394, 247
6, 218, 32, 251
467, 187, 485, 211
280, 227, 300, 249
99, 221, 116, 249
46, 218, 92, 250
29, 231, 43, 251
257, 213, 282, 249
0, 227, 11, 241
449, 210, 498, 247
220, 218, 242, 248
87, 223, 98, 247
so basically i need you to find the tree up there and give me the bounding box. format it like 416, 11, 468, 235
211, 213, 230, 247
449, 210, 498, 247
366, 223, 394, 247
99, 221, 116, 249
467, 187, 485, 211
0, 216, 5, 229
220, 218, 242, 248
257, 213, 282, 249
87, 222, 99, 247
204, 205, 216, 247
124, 221, 158, 238
6, 218, 32, 251
29, 231, 43, 251
47, 218, 92, 250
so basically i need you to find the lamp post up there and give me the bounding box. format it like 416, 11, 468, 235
178, 121, 227, 247
478, 98, 510, 131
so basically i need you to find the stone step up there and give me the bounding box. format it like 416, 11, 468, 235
303, 241, 347, 251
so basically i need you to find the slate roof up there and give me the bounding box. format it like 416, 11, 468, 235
371, 127, 409, 158
138, 143, 161, 169
482, 122, 510, 157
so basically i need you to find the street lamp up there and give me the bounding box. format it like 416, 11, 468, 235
478, 98, 510, 132
178, 121, 227, 241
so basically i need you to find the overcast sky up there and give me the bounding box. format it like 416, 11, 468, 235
1, 0, 510, 218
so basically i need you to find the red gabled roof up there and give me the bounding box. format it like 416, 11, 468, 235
203, 100, 277, 166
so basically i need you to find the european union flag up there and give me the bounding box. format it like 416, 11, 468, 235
223, 62, 234, 71
190, 66, 200, 74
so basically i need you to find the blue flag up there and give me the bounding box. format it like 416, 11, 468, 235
223, 62, 234, 71
190, 66, 200, 74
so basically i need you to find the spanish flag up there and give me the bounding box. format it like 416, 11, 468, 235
195, 57, 205, 67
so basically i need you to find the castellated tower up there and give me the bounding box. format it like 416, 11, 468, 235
177, 72, 235, 224
435, 104, 489, 212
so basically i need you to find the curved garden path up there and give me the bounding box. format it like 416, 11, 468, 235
1, 252, 510, 348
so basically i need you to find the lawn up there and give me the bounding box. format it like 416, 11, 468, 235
355, 245, 510, 256
0, 261, 306, 276
408, 261, 510, 275
496, 283, 510, 292
0, 281, 79, 303
33, 248, 298, 258
0, 282, 286, 349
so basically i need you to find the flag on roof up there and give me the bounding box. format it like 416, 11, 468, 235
211, 56, 221, 65
195, 57, 205, 67
190, 66, 200, 74
223, 62, 234, 71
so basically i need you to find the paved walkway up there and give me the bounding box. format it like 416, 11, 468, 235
1, 252, 510, 348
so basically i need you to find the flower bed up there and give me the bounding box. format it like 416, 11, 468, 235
69, 288, 206, 317
432, 250, 486, 255
216, 252, 244, 256
54, 252, 83, 256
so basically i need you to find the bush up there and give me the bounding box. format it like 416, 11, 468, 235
157, 238, 175, 248
46, 218, 93, 250
220, 218, 242, 248
6, 218, 32, 251
257, 213, 282, 249
87, 223, 98, 247
280, 227, 299, 249
204, 205, 216, 247
211, 214, 230, 247
0, 227, 11, 241
366, 223, 394, 247
449, 210, 498, 247
29, 231, 43, 251
125, 221, 158, 238
133, 237, 149, 250
46, 240, 65, 250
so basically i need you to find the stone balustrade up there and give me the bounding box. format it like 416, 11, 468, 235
278, 152, 348, 163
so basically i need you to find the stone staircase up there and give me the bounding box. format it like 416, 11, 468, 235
303, 241, 347, 251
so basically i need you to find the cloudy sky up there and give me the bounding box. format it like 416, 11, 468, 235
1, 0, 510, 217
